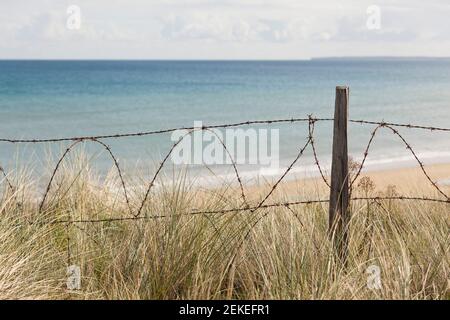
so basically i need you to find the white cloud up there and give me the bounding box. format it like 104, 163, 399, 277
15, 11, 137, 42
160, 13, 253, 42
0, 0, 450, 58
159, 13, 310, 43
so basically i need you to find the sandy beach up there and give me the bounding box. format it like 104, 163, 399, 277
243, 162, 450, 201
351, 162, 450, 191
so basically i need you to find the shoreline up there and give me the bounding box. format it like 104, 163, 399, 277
190, 161, 450, 189
212, 162, 450, 202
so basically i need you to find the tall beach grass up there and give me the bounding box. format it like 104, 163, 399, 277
0, 151, 448, 300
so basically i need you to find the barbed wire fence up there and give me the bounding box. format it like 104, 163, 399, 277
0, 88, 449, 287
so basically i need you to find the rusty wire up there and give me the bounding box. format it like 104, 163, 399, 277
0, 165, 14, 191
1, 117, 449, 144
1, 114, 448, 275
14, 195, 448, 228
0, 115, 447, 228
351, 123, 449, 201
134, 127, 249, 218
350, 119, 450, 132
308, 115, 331, 188
38, 138, 133, 215
0, 117, 332, 144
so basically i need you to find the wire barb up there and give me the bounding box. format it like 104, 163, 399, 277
1, 115, 448, 237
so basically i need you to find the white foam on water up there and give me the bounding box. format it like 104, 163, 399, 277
438, 179, 450, 186
88, 150, 450, 193
181, 150, 450, 188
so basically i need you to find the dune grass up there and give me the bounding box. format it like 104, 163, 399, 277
0, 153, 449, 300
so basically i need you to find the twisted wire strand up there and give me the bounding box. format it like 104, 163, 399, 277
350, 119, 450, 132
0, 115, 446, 229
3, 114, 449, 276
1, 117, 448, 144
351, 123, 449, 201
225, 121, 315, 271
39, 138, 132, 215
0, 117, 332, 144
0, 165, 14, 191
135, 127, 249, 218
308, 115, 331, 188
12, 196, 448, 228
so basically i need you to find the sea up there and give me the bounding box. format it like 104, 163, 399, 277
0, 59, 449, 185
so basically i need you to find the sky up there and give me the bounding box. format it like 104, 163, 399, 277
1, 0, 450, 59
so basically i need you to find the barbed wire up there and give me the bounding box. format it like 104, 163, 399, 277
16, 196, 448, 228
0, 165, 14, 191
308, 115, 331, 188
2, 115, 448, 216
350, 123, 449, 201
1, 117, 449, 144
1, 115, 449, 270
38, 138, 133, 216
351, 196, 449, 204
135, 127, 250, 218
350, 119, 450, 132
0, 117, 332, 144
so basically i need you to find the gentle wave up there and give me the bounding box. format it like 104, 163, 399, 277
184, 151, 450, 187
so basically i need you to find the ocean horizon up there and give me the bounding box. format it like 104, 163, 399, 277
1, 59, 449, 185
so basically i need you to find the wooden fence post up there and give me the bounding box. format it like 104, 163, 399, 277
329, 86, 350, 264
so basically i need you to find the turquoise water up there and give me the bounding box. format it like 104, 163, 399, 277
0, 59, 449, 182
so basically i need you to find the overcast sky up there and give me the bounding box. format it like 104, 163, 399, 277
1, 0, 450, 59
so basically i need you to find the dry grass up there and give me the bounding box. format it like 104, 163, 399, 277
0, 153, 449, 300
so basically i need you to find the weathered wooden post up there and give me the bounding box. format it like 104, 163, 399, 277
329, 86, 350, 264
